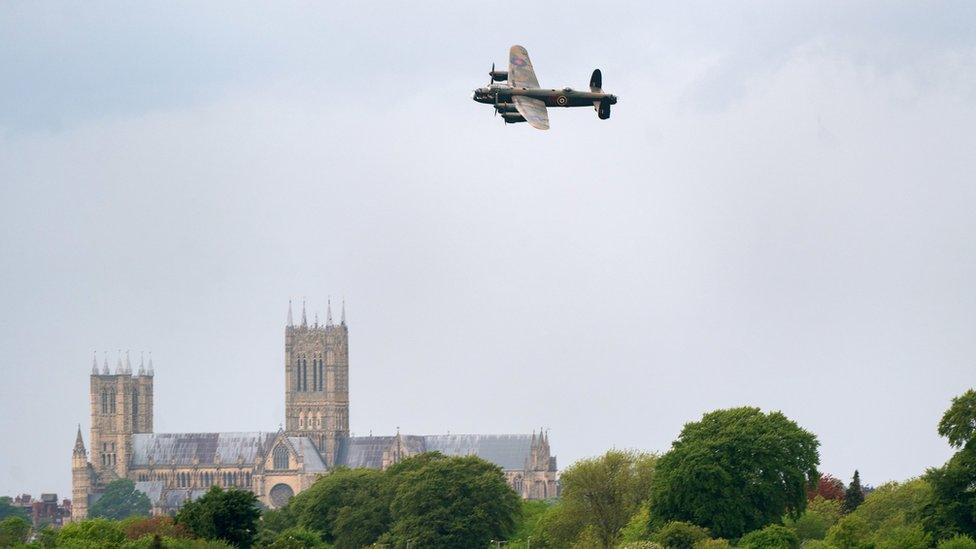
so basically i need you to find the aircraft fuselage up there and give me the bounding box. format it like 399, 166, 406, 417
473, 86, 617, 108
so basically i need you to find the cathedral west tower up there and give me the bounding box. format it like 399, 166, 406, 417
284, 299, 349, 466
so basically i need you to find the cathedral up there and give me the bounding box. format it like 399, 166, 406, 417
71, 301, 559, 519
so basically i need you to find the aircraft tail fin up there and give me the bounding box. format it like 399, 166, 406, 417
594, 98, 611, 120
589, 69, 602, 92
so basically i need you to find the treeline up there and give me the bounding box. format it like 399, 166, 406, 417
1, 389, 974, 548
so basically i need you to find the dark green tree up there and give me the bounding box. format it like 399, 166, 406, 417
0, 497, 29, 521
923, 389, 976, 540
288, 467, 389, 549
89, 478, 152, 520
0, 516, 31, 547
938, 390, 976, 449
176, 486, 261, 548
385, 452, 521, 548
650, 407, 820, 539
842, 470, 864, 514
738, 524, 800, 549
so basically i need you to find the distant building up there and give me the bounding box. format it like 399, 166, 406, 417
12, 493, 71, 528
71, 301, 558, 518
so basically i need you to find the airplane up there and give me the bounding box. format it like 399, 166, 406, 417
472, 45, 618, 130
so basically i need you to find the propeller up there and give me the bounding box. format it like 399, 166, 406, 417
488, 62, 495, 86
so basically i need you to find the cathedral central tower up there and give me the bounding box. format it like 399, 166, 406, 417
284, 299, 349, 466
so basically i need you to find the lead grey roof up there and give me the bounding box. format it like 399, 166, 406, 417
335, 435, 426, 469
130, 432, 277, 466
286, 436, 328, 472
335, 434, 535, 472
423, 434, 533, 471
133, 481, 165, 505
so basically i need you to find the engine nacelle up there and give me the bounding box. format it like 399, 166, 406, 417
502, 113, 526, 123
489, 70, 509, 82
494, 103, 518, 114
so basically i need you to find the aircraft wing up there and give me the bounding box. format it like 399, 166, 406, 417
509, 45, 540, 88
512, 95, 550, 130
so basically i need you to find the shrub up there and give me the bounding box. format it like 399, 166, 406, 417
939, 535, 976, 549
738, 524, 800, 549
652, 521, 711, 549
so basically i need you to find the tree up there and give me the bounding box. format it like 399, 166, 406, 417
384, 453, 521, 548
841, 471, 864, 514
0, 516, 31, 547
509, 499, 551, 543
650, 407, 820, 539
825, 515, 869, 549
287, 467, 388, 547
938, 389, 976, 449
57, 518, 127, 547
175, 486, 261, 548
808, 474, 846, 501
786, 496, 842, 541
826, 479, 932, 548
738, 524, 800, 549
652, 521, 711, 549
532, 500, 586, 548
556, 450, 657, 548
89, 478, 151, 520
0, 497, 29, 521
923, 389, 976, 540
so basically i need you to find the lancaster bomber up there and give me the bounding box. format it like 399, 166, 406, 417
473, 45, 618, 130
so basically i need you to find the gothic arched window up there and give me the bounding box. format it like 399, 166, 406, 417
109, 390, 117, 413
318, 358, 324, 391
312, 358, 318, 392
273, 445, 289, 470
132, 390, 139, 426
101, 390, 108, 413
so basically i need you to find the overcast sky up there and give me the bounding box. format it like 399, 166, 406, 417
1, 1, 975, 497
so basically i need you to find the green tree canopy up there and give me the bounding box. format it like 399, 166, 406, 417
650, 407, 820, 539
287, 467, 388, 548
175, 486, 261, 548
384, 452, 521, 548
924, 389, 976, 540
939, 534, 976, 549
0, 516, 31, 547
88, 478, 151, 520
827, 479, 932, 548
738, 524, 800, 549
57, 517, 127, 547
652, 521, 711, 549
939, 389, 976, 449
556, 450, 657, 548
785, 496, 842, 541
